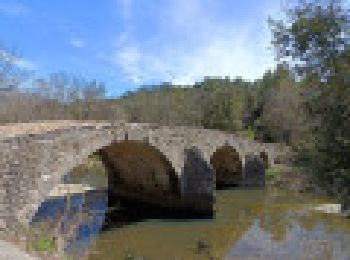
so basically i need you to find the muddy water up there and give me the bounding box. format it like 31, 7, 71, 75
88, 189, 350, 259
32, 187, 350, 260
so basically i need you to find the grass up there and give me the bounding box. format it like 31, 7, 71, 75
30, 234, 56, 252
237, 129, 255, 140
0, 223, 58, 258
66, 152, 108, 188
265, 165, 302, 181
63, 256, 75, 260
25, 222, 57, 253
87, 152, 103, 161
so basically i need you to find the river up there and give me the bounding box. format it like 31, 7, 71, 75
31, 183, 350, 260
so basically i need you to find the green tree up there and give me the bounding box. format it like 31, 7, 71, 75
270, 0, 350, 208
253, 65, 305, 145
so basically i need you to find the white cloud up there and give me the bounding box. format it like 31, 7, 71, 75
13, 57, 36, 69
111, 0, 278, 85
169, 36, 274, 85
69, 39, 85, 48
113, 45, 142, 83
0, 1, 29, 16
0, 49, 36, 69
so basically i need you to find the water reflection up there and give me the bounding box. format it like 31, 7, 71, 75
31, 190, 108, 258
31, 189, 350, 259
227, 219, 350, 259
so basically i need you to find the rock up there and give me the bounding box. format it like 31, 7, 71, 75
0, 239, 39, 260
312, 203, 342, 214
196, 239, 210, 253
48, 183, 95, 197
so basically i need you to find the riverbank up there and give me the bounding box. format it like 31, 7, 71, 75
0, 182, 99, 260
266, 164, 350, 218
0, 239, 40, 260
0, 222, 66, 260
0, 154, 107, 260
266, 165, 315, 193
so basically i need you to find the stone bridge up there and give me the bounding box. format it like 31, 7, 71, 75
0, 121, 290, 231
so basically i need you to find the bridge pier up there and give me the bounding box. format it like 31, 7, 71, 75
242, 154, 265, 187
180, 147, 215, 215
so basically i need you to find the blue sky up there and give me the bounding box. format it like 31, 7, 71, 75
0, 0, 284, 97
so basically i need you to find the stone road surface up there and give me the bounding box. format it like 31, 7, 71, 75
0, 240, 38, 260
0, 120, 107, 138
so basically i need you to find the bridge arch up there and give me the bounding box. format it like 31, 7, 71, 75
97, 140, 180, 199
210, 145, 243, 188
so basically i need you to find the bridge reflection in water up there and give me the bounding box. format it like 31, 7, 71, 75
31, 188, 350, 259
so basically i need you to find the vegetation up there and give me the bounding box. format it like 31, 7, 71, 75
0, 63, 302, 144
269, 0, 350, 209
26, 222, 57, 253
0, 222, 58, 257
265, 166, 302, 180
30, 234, 56, 252
65, 154, 108, 189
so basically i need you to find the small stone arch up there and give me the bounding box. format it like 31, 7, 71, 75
210, 145, 243, 188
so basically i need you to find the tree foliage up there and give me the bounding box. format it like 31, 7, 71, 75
270, 0, 350, 208
269, 0, 350, 81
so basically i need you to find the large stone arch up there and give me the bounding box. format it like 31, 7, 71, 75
210, 145, 243, 188
97, 140, 180, 203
